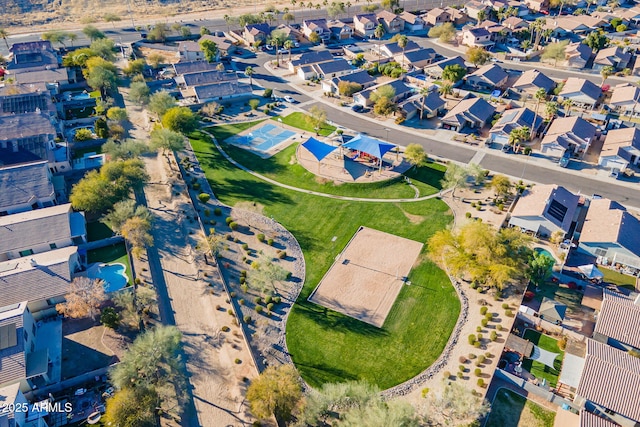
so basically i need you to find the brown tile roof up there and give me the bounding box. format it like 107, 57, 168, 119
601, 128, 640, 158
594, 290, 640, 349
377, 10, 400, 24
577, 339, 640, 423
610, 83, 640, 106
511, 184, 579, 232
580, 198, 640, 258
580, 410, 620, 427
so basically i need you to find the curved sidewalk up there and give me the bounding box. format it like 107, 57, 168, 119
204, 130, 450, 203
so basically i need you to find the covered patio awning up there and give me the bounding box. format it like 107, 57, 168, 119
342, 134, 396, 160
301, 137, 337, 162
578, 264, 604, 280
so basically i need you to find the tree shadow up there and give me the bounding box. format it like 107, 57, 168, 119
294, 302, 388, 337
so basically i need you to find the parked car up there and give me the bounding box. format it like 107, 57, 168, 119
278, 49, 289, 54
558, 155, 570, 168
284, 95, 296, 103
215, 31, 224, 37
351, 104, 364, 112
265, 44, 273, 51
609, 168, 620, 179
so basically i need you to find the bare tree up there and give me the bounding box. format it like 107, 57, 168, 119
57, 277, 107, 320
421, 381, 490, 426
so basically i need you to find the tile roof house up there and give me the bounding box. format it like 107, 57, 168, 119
354, 13, 379, 37
199, 34, 237, 56
177, 40, 207, 62
327, 20, 354, 40
173, 60, 222, 75
377, 40, 420, 57
0, 83, 55, 116
289, 50, 333, 72
376, 10, 404, 34
243, 23, 271, 46
395, 48, 437, 69
399, 91, 446, 120
523, 0, 549, 12
0, 112, 59, 169
579, 410, 620, 427
444, 7, 468, 25
575, 339, 640, 426
441, 97, 495, 131
465, 63, 509, 90
424, 8, 451, 26
502, 16, 529, 31
593, 291, 640, 352
303, 19, 331, 40
12, 68, 70, 89
489, 107, 543, 145
189, 81, 253, 103
0, 246, 79, 314
609, 83, 640, 116
558, 77, 602, 108
423, 56, 466, 79
540, 116, 597, 158
564, 42, 593, 69
579, 198, 640, 269
353, 79, 413, 107
511, 69, 556, 95
0, 204, 86, 262
465, 0, 489, 20
398, 11, 425, 31
175, 70, 238, 88
309, 59, 353, 80
0, 161, 56, 215
593, 46, 631, 71
0, 302, 49, 390
598, 127, 640, 171
321, 70, 376, 95
462, 27, 494, 48
508, 184, 579, 236
7, 41, 59, 72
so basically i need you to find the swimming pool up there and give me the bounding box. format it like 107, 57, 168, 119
229, 123, 296, 152
88, 263, 128, 292
534, 248, 556, 262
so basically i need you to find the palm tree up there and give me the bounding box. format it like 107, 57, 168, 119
419, 86, 430, 120
0, 28, 9, 50
532, 88, 547, 139
439, 83, 453, 98
346, 1, 352, 16
245, 66, 254, 88
284, 39, 294, 62
224, 14, 232, 32
545, 101, 558, 120
397, 35, 408, 70
374, 23, 385, 40
562, 98, 573, 117
68, 33, 78, 47
600, 65, 615, 86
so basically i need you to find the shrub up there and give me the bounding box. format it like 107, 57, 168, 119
239, 299, 245, 305
505, 309, 514, 317
235, 358, 242, 364
496, 324, 503, 332
480, 306, 488, 315
229, 222, 238, 230
477, 378, 485, 387
134, 277, 141, 285
490, 331, 498, 342
443, 371, 451, 379
225, 217, 233, 225
465, 212, 472, 218
204, 208, 210, 216
227, 309, 233, 315
242, 243, 249, 250
221, 326, 230, 332
421, 388, 430, 398
230, 291, 236, 298
502, 303, 510, 309
214, 208, 222, 216
558, 336, 567, 350
485, 352, 492, 358
264, 296, 273, 304
469, 353, 477, 360
254, 296, 262, 305
267, 303, 274, 311
255, 306, 263, 313
100, 307, 119, 329
257, 233, 265, 242
457, 371, 464, 378
273, 296, 282, 304
485, 313, 493, 321
198, 193, 211, 203
240, 277, 246, 285
477, 355, 486, 364
468, 334, 476, 344
459, 365, 465, 372
267, 238, 274, 245
481, 319, 488, 327
243, 315, 252, 323
277, 251, 286, 259
215, 304, 221, 310
263, 88, 273, 98
476, 326, 482, 332
459, 355, 467, 363
474, 368, 482, 377
477, 333, 483, 340
474, 341, 481, 348
193, 183, 201, 190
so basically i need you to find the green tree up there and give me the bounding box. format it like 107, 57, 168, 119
62, 47, 98, 67
247, 254, 290, 293
527, 251, 555, 287
90, 38, 116, 61
196, 233, 226, 258
106, 107, 128, 123
373, 97, 396, 116
562, 98, 573, 117
148, 23, 170, 42
467, 46, 491, 67
0, 28, 9, 50
199, 39, 219, 63
103, 388, 157, 427
397, 35, 408, 69
381, 0, 399, 9
245, 66, 254, 88
467, 162, 486, 186
148, 90, 177, 118
121, 216, 154, 258
269, 30, 289, 66
428, 22, 456, 43
283, 12, 296, 23
129, 82, 150, 105
545, 101, 558, 120
327, 1, 346, 18
308, 105, 327, 132
490, 174, 512, 197
440, 163, 468, 198
338, 81, 363, 97
442, 64, 467, 83
284, 39, 295, 63
532, 88, 547, 139
422, 381, 490, 426
600, 65, 615, 85
100, 307, 120, 329
374, 23, 385, 40
82, 25, 105, 41
95, 117, 109, 138
149, 128, 185, 153
404, 143, 427, 167
102, 199, 151, 233
246, 365, 302, 422
584, 30, 609, 51
439, 82, 453, 97
75, 128, 94, 141
370, 84, 396, 103
122, 58, 146, 76
509, 126, 530, 146
83, 57, 118, 95
162, 106, 197, 134
541, 40, 569, 66
147, 53, 165, 69
42, 31, 71, 47
102, 139, 148, 160
103, 13, 121, 26
248, 98, 260, 111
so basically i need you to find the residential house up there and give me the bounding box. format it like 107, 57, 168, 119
465, 0, 489, 20
593, 291, 640, 352
395, 48, 437, 69
477, 20, 508, 43
353, 79, 413, 107
580, 410, 622, 427
243, 23, 271, 46
272, 24, 304, 44
558, 77, 602, 108
424, 8, 451, 26
575, 339, 640, 427
548, 15, 604, 38
609, 83, 640, 116
508, 184, 580, 236
398, 11, 425, 32
423, 56, 466, 79
199, 34, 237, 56
303, 19, 331, 41
444, 7, 468, 25
488, 107, 543, 145
0, 204, 86, 262
400, 91, 446, 119
289, 50, 333, 73
511, 69, 556, 96
465, 63, 508, 91
618, 6, 640, 26
377, 40, 420, 58
507, 1, 529, 17
354, 14, 379, 37
0, 83, 55, 116
502, 16, 529, 32
593, 46, 632, 71
188, 81, 253, 103
328, 20, 353, 40
523, 0, 548, 12
377, 10, 404, 34
540, 116, 597, 158
321, 70, 376, 95
0, 113, 64, 171
12, 68, 70, 90
173, 60, 222, 76
441, 97, 496, 131
461, 27, 494, 48
0, 246, 79, 315
309, 59, 353, 80
177, 41, 207, 62
0, 382, 49, 426
175, 70, 237, 88
0, 302, 52, 391
598, 127, 640, 171
0, 162, 56, 215
579, 198, 640, 269
564, 42, 593, 69
7, 41, 59, 72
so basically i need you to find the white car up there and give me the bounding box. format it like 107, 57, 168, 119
609, 168, 620, 179
284, 96, 295, 103
265, 44, 273, 51
294, 42, 300, 47
278, 49, 289, 54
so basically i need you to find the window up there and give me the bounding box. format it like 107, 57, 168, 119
50, 243, 57, 250
24, 330, 28, 342
19, 249, 34, 257
0, 324, 17, 349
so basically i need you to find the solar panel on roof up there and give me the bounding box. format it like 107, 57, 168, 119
547, 200, 568, 224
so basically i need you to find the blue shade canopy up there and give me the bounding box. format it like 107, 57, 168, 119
343, 134, 396, 159
301, 137, 337, 161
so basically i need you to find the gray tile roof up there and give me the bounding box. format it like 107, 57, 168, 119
13, 69, 68, 85
0, 204, 74, 254
424, 56, 466, 73
0, 162, 54, 212
292, 50, 334, 67
580, 410, 619, 427
314, 59, 353, 75
0, 247, 75, 308
559, 77, 602, 103
511, 184, 579, 233
512, 69, 555, 93
381, 40, 420, 55
468, 63, 508, 86
490, 107, 543, 136
193, 81, 252, 101
401, 48, 437, 64
173, 61, 221, 76
0, 304, 26, 386
0, 112, 55, 142
182, 70, 238, 87
577, 339, 640, 423
442, 97, 495, 127
330, 70, 375, 87
421, 91, 446, 111
594, 291, 640, 350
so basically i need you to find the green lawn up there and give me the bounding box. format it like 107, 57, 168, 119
522, 329, 564, 388
601, 267, 637, 289
190, 131, 459, 389
72, 144, 102, 160
486, 388, 555, 427
86, 221, 113, 242
274, 112, 336, 136
201, 125, 445, 199
206, 120, 266, 142
87, 243, 133, 286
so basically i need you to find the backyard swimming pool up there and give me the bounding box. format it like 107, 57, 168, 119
535, 248, 556, 262
228, 123, 296, 152
88, 263, 128, 292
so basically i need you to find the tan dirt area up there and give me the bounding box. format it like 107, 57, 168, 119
308, 226, 423, 328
